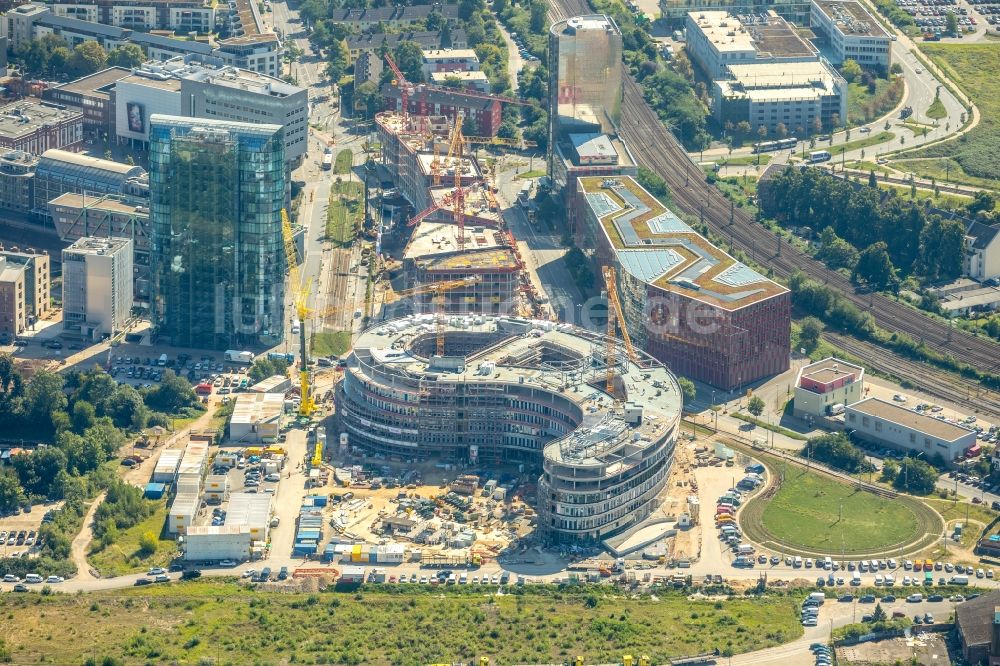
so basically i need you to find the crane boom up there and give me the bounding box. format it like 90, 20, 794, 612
389, 277, 481, 356
603, 265, 637, 395
281, 209, 315, 418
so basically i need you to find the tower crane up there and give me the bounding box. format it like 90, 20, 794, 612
450, 114, 468, 251
386, 276, 481, 356
281, 209, 316, 419
603, 265, 638, 396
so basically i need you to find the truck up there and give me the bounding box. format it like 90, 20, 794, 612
951, 574, 969, 585
158, 353, 168, 366
268, 351, 295, 364
736, 544, 754, 555
322, 153, 333, 170
224, 350, 255, 364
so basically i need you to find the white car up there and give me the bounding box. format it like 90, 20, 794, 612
219, 559, 237, 567
148, 567, 166, 575
45, 576, 64, 584
243, 569, 257, 578
893, 394, 907, 403
2, 574, 20, 582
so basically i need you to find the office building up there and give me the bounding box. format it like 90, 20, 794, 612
49, 193, 152, 302
0, 150, 37, 213
0, 99, 83, 154
575, 175, 790, 390
338, 314, 681, 543
33, 149, 146, 220
42, 67, 132, 139
420, 48, 480, 78
793, 356, 865, 418
62, 236, 133, 338
685, 11, 817, 78
347, 29, 465, 64
810, 0, 891, 69
113, 57, 307, 166
0, 258, 25, 340
0, 247, 49, 324
845, 397, 977, 464
661, 0, 812, 24
149, 115, 285, 349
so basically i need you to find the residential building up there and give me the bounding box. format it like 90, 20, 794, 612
684, 10, 817, 78
62, 236, 133, 338
113, 57, 308, 166
330, 3, 459, 31
810, 0, 891, 69
4, 3, 47, 50
215, 33, 282, 78
346, 29, 465, 64
965, 220, 1000, 283
574, 175, 790, 390
382, 84, 502, 136
954, 591, 1000, 664
792, 356, 865, 418
32, 12, 131, 51
47, 0, 215, 32
130, 31, 215, 62
48, 193, 152, 301
0, 150, 37, 213
337, 314, 682, 543
229, 392, 283, 443
420, 48, 480, 78
713, 60, 847, 134
660, 0, 812, 24
149, 115, 285, 349
354, 51, 383, 86
42, 67, 131, 140
0, 99, 83, 154
33, 149, 146, 221
845, 397, 977, 464
0, 258, 25, 340
430, 70, 490, 93
0, 247, 49, 323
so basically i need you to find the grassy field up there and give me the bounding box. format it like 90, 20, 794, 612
908, 44, 1000, 185
847, 78, 904, 125
877, 181, 972, 208
311, 330, 352, 357
334, 149, 354, 175
926, 96, 948, 120
325, 180, 364, 246
87, 501, 177, 577
0, 584, 803, 665
925, 497, 997, 528
515, 169, 547, 179
828, 131, 895, 157
748, 461, 925, 555
719, 154, 772, 167
845, 160, 892, 175
892, 157, 1000, 191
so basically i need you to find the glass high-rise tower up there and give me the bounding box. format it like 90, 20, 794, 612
149, 115, 285, 350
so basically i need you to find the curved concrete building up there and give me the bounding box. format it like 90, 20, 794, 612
337, 315, 682, 543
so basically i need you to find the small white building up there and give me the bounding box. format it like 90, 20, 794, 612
810, 0, 892, 69
184, 525, 251, 562
340, 565, 366, 583
203, 474, 229, 502
168, 492, 199, 534
250, 374, 292, 394
151, 449, 181, 483
845, 397, 978, 465
420, 48, 480, 78
964, 221, 1000, 283
61, 236, 133, 338
793, 356, 865, 419
225, 492, 272, 541
429, 70, 490, 93
229, 392, 284, 443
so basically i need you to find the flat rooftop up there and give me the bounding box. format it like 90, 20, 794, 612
404, 217, 507, 260
118, 71, 183, 92
50, 67, 131, 98
720, 61, 843, 99
353, 315, 681, 470
0, 100, 81, 140
48, 192, 149, 216
578, 175, 787, 310
688, 10, 816, 58
797, 356, 864, 387
814, 0, 890, 37
417, 152, 480, 180
422, 48, 478, 60
430, 70, 489, 82
849, 398, 975, 442
64, 236, 131, 255
558, 133, 635, 170
554, 14, 621, 36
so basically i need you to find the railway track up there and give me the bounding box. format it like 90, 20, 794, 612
547, 0, 1000, 411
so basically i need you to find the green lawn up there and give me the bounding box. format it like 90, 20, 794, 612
926, 96, 948, 120
925, 497, 997, 527
750, 462, 924, 554
0, 584, 803, 665
877, 181, 972, 209
828, 131, 895, 157
311, 330, 352, 357
847, 77, 904, 125
719, 154, 772, 167
334, 149, 354, 175
909, 44, 1000, 184
515, 169, 547, 179
87, 501, 177, 577
892, 157, 1000, 192
326, 180, 364, 246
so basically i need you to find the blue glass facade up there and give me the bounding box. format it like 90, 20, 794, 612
149, 114, 285, 349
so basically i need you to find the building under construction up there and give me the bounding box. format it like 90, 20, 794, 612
337, 314, 682, 543
377, 109, 538, 317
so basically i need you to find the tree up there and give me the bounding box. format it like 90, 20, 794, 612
143, 370, 196, 413
104, 384, 145, 430
869, 170, 878, 188
0, 471, 26, 514
817, 227, 859, 270
880, 459, 899, 483
107, 44, 144, 68
747, 395, 765, 417
775, 122, 788, 139
393, 41, 424, 83
325, 39, 349, 82
853, 242, 899, 292
497, 120, 518, 140
23, 371, 67, 427
841, 59, 862, 83
802, 433, 870, 473
138, 531, 158, 557
890, 62, 903, 75
677, 377, 697, 405
812, 117, 823, 135
248, 357, 288, 384
12, 447, 68, 499
871, 603, 888, 623
757, 125, 768, 142
967, 190, 996, 216
946, 10, 958, 35
354, 80, 380, 119
70, 41, 107, 76
893, 457, 938, 495
736, 120, 752, 142
71, 400, 96, 433
798, 316, 824, 352
529, 0, 547, 32
462, 115, 478, 137
441, 74, 464, 89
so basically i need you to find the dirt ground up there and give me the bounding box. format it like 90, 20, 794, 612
836, 631, 956, 665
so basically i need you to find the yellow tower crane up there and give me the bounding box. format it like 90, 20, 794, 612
386, 276, 481, 356
603, 265, 638, 396
281, 209, 316, 419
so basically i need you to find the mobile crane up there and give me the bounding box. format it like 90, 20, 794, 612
281, 209, 316, 419
386, 276, 482, 356
603, 265, 638, 395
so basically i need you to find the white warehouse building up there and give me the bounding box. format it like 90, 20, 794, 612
184, 525, 252, 562
167, 492, 199, 534
845, 397, 978, 465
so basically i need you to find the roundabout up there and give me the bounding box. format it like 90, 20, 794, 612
739, 456, 945, 558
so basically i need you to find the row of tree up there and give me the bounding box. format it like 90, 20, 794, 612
15, 35, 144, 78
801, 432, 941, 495
759, 168, 966, 289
